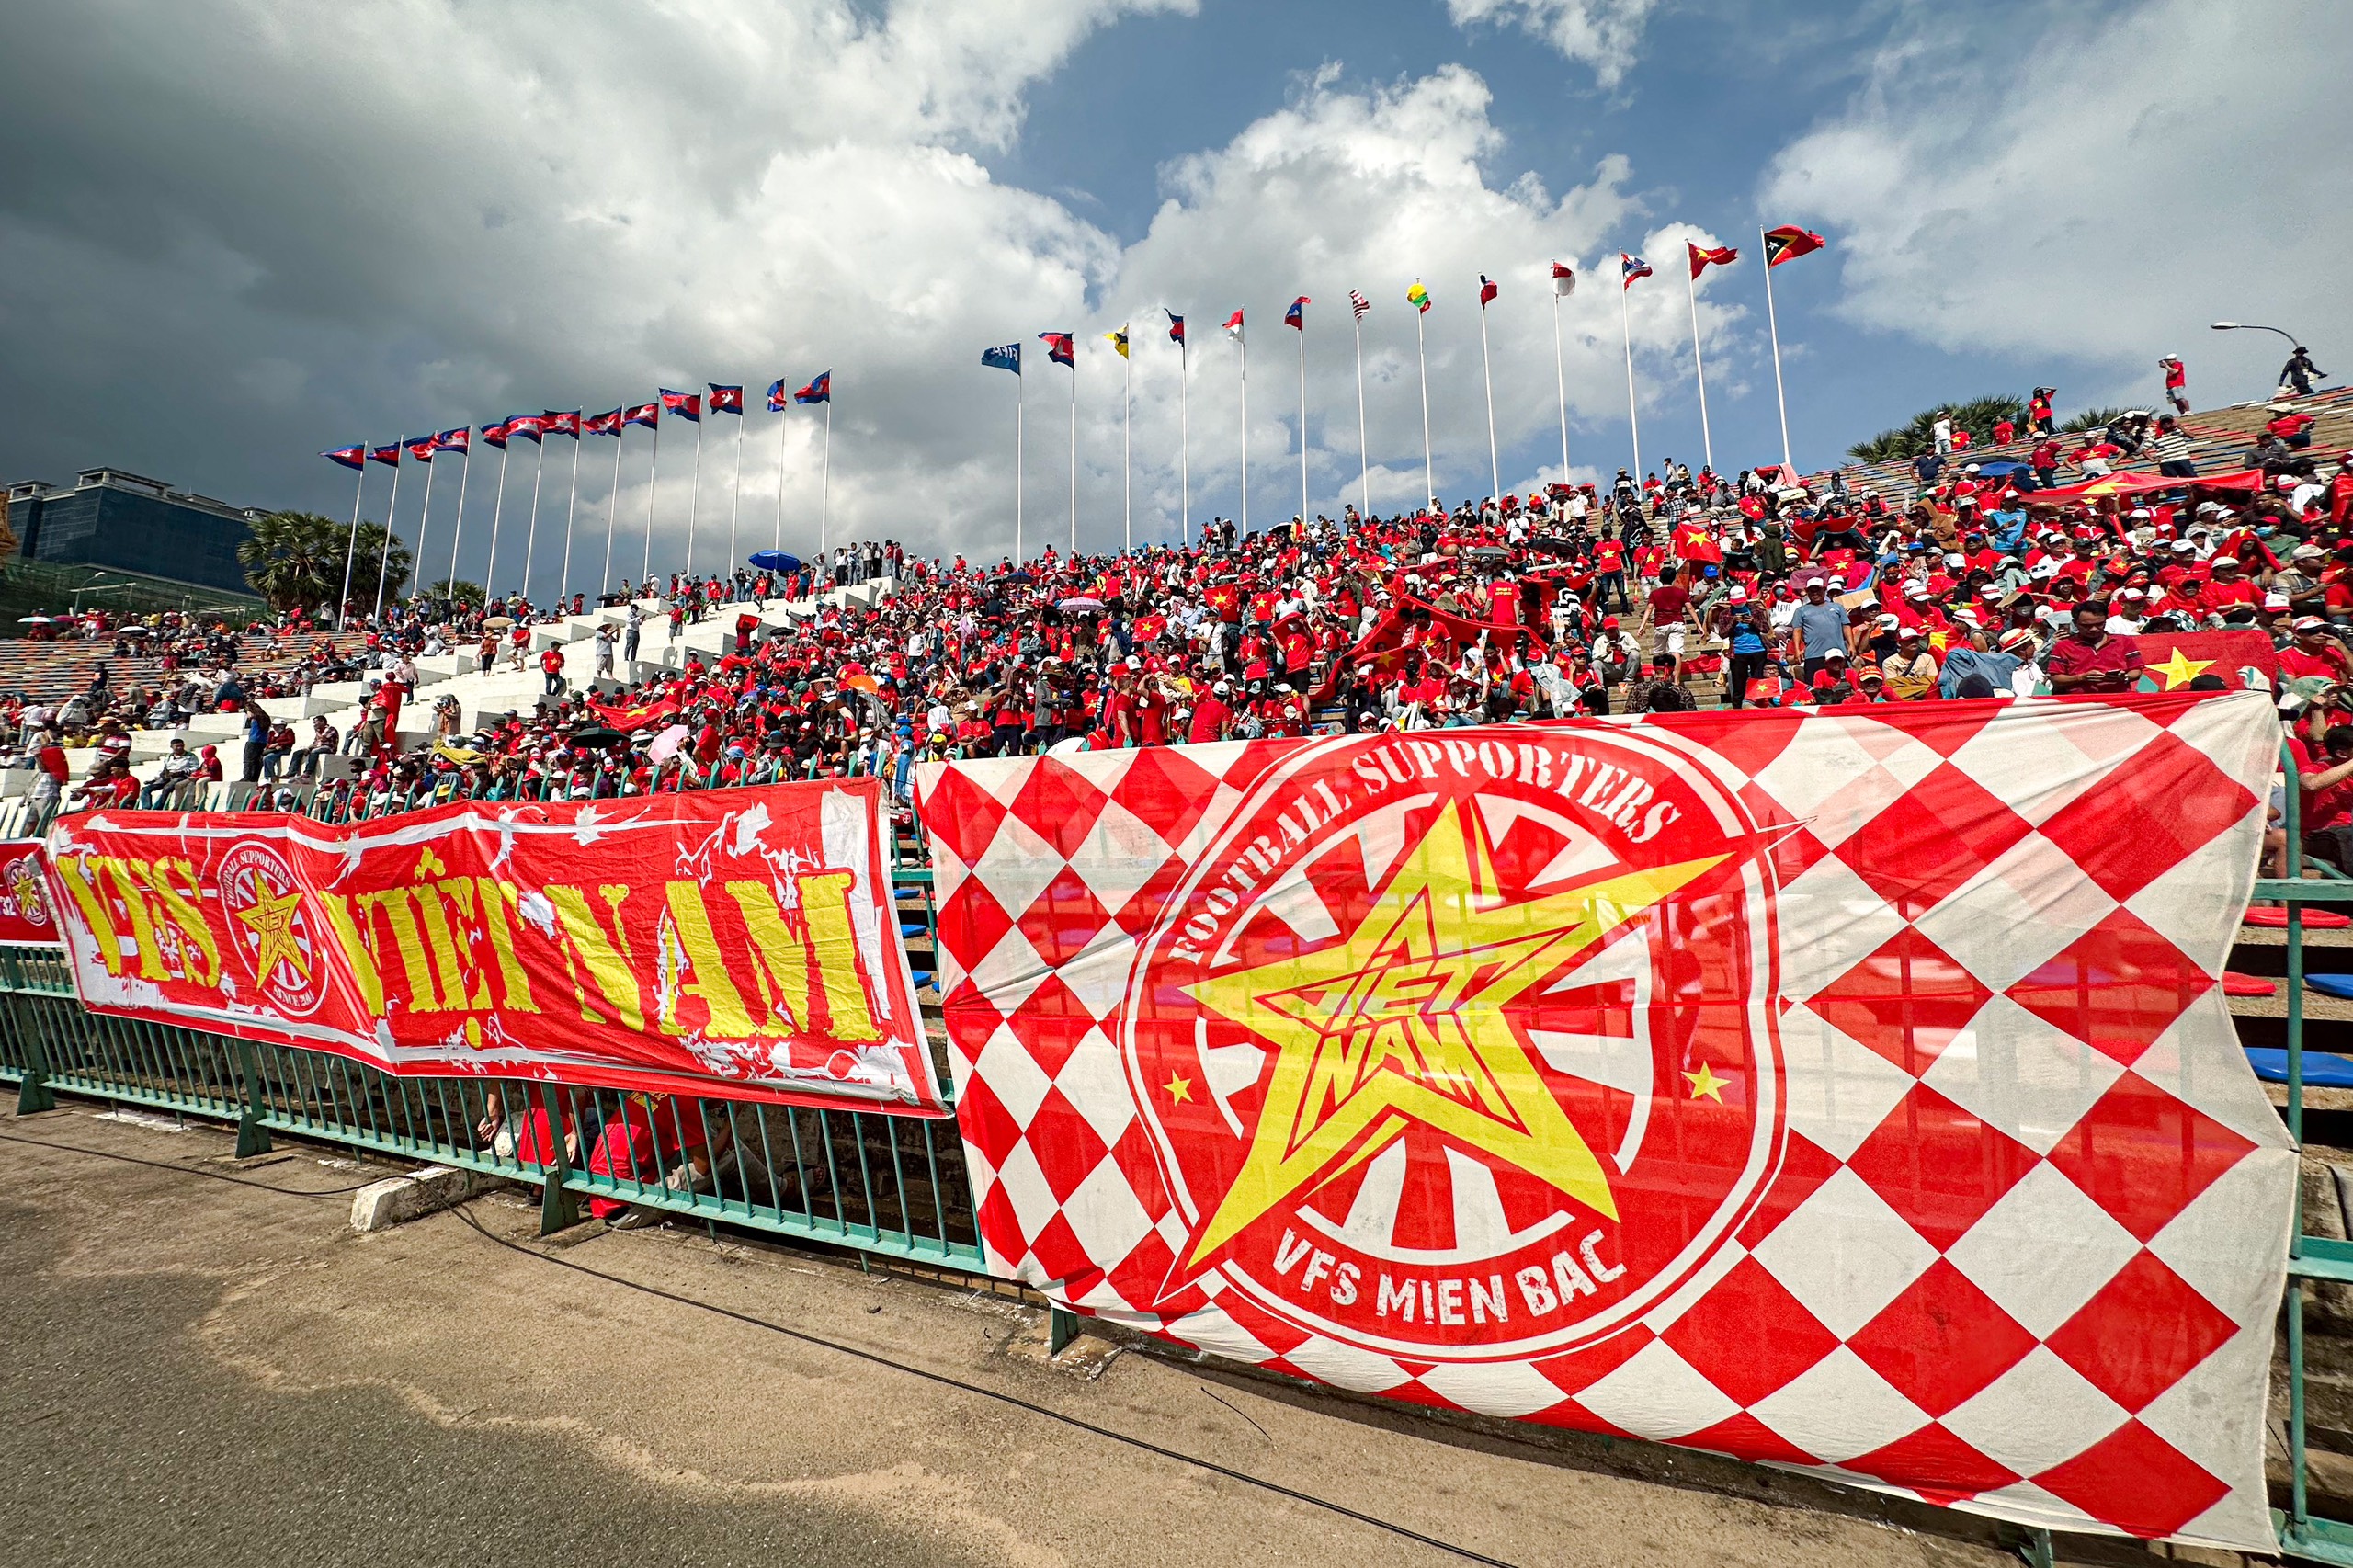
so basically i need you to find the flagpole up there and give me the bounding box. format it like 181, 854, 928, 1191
1620, 278, 1643, 480
602, 430, 624, 597
1015, 364, 1025, 565
1478, 298, 1499, 502
1414, 308, 1433, 509
1353, 312, 1370, 523
1177, 335, 1190, 545
1237, 326, 1248, 535
558, 431, 581, 608
728, 402, 744, 573
1687, 261, 1715, 474
446, 443, 471, 597
774, 397, 788, 555
1551, 282, 1571, 482
819, 400, 833, 560
1296, 312, 1310, 528
1121, 346, 1132, 551
371, 449, 404, 619
686, 415, 705, 579
1067, 351, 1077, 554
486, 439, 511, 599
1761, 224, 1794, 472
521, 434, 546, 604
336, 460, 365, 627
412, 448, 439, 608
641, 418, 660, 590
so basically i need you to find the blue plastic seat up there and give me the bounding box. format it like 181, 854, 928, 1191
2307, 974, 2353, 1000
2244, 1047, 2353, 1088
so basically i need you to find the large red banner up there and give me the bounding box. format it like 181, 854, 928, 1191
47, 781, 945, 1114
917, 693, 2291, 1551
0, 839, 63, 947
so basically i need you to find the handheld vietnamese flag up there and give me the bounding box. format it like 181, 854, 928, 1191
794, 372, 831, 404
1285, 297, 1309, 330
622, 402, 660, 429
708, 384, 743, 415
368, 442, 402, 467
1478, 275, 1499, 307
324, 446, 366, 471
403, 436, 438, 463
1223, 310, 1245, 341
432, 426, 471, 454
542, 410, 581, 439
1040, 332, 1074, 367
1551, 261, 1576, 297
1763, 225, 1825, 267
1406, 281, 1431, 313
1620, 253, 1654, 288
1688, 242, 1738, 278
583, 409, 625, 437
659, 388, 701, 422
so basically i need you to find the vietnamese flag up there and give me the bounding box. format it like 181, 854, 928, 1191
1688, 242, 1738, 278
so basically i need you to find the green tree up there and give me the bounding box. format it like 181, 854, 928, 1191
2061, 405, 2129, 434
1847, 393, 2029, 463
237, 510, 345, 611
344, 522, 413, 610
429, 578, 485, 607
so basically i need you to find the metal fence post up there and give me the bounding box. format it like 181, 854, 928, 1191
233, 1037, 272, 1157
11, 988, 55, 1116
534, 1084, 581, 1235
1049, 1306, 1081, 1356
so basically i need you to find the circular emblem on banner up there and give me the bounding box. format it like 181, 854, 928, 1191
4, 852, 51, 929
1124, 730, 1785, 1361
217, 842, 325, 1017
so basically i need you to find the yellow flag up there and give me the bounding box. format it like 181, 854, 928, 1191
1104, 325, 1130, 358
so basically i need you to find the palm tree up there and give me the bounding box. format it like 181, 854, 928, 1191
238, 511, 345, 610
344, 522, 413, 610
429, 578, 485, 607
1848, 393, 2029, 463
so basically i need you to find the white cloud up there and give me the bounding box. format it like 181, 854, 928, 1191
1444, 0, 1660, 88
0, 0, 1719, 598
1759, 0, 2353, 411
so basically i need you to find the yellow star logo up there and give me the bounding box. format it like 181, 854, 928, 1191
1165, 1074, 1194, 1105
1177, 799, 1727, 1269
2148, 647, 2214, 690
233, 870, 308, 985
1684, 1062, 1728, 1102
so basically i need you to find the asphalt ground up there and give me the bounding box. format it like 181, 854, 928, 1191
0, 1103, 2186, 1568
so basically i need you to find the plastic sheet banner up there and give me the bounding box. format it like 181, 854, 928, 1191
0, 838, 63, 947
917, 693, 2291, 1551
47, 780, 945, 1115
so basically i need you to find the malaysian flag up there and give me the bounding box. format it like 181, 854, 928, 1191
1347, 290, 1370, 324
1621, 252, 1654, 288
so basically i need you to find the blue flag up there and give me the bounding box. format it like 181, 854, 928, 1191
982, 343, 1021, 374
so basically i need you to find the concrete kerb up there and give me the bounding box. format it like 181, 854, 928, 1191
350, 1165, 502, 1233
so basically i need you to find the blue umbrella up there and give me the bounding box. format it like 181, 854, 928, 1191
748, 550, 801, 573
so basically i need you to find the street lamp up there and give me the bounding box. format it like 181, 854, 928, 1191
2211, 321, 2303, 347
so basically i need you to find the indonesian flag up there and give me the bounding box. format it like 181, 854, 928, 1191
1688, 242, 1738, 278
1763, 225, 1826, 267
1223, 310, 1245, 342
1550, 261, 1576, 297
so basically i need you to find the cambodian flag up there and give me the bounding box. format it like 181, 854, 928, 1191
403, 436, 438, 463
795, 372, 831, 405
506, 412, 548, 444
708, 384, 743, 415
623, 402, 660, 429
766, 379, 790, 412
584, 409, 625, 437
1285, 297, 1309, 330
481, 419, 513, 449
542, 409, 581, 438
368, 443, 402, 467
323, 446, 366, 471
1165, 311, 1185, 345
660, 388, 701, 422
432, 426, 471, 454
1040, 332, 1074, 367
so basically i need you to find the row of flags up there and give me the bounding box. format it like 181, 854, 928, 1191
975, 228, 1827, 374
324, 373, 835, 470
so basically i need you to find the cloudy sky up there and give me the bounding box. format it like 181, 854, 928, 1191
0, 0, 2342, 597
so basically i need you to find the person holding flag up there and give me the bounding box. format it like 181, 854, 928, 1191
1758, 224, 1826, 470
1685, 240, 1737, 474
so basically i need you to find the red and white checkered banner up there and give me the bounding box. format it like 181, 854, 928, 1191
916, 692, 2291, 1551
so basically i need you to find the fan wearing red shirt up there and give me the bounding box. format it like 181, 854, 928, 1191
2282, 619, 2353, 682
